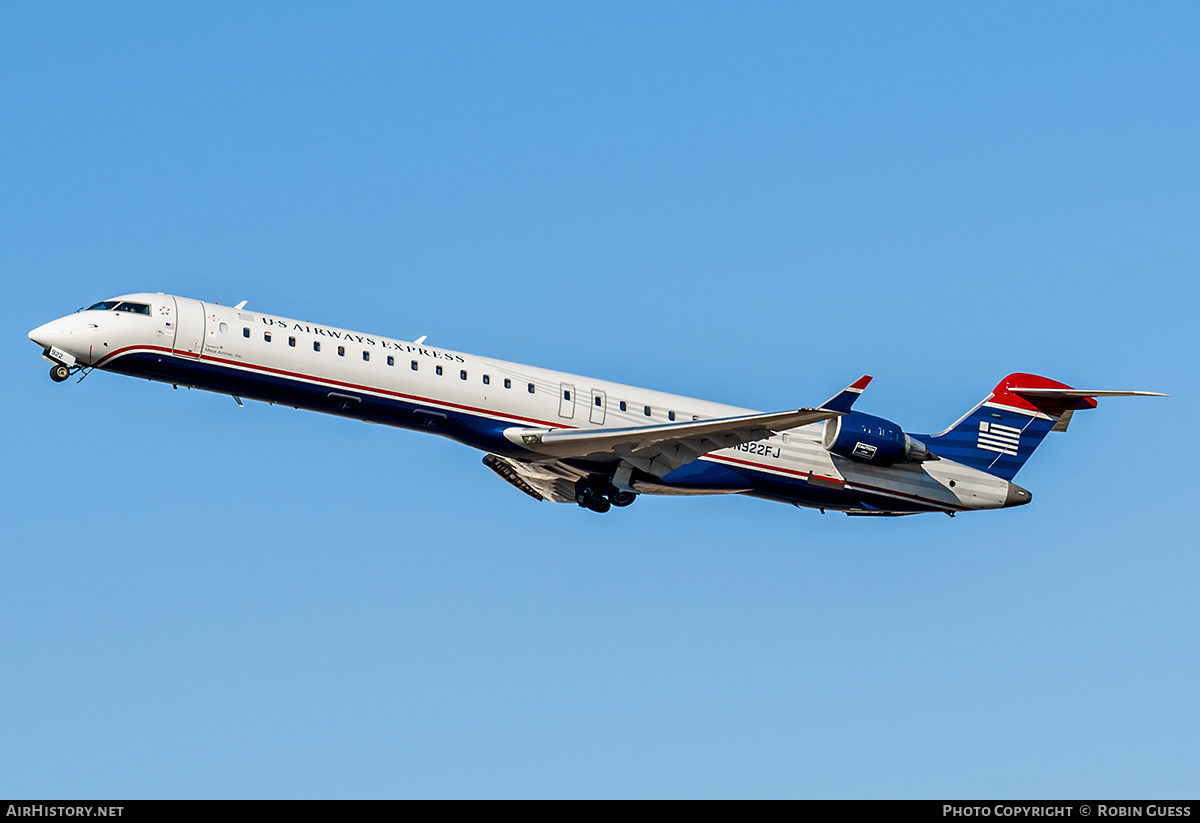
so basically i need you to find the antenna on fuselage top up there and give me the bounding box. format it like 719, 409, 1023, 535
414, 335, 427, 345
234, 300, 248, 310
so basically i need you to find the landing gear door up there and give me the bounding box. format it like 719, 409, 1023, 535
171, 296, 206, 357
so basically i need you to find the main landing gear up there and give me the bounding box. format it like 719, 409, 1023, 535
575, 475, 638, 513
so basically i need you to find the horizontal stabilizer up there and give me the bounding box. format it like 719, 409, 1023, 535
1009, 387, 1167, 398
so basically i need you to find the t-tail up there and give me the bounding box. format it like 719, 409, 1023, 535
917, 373, 1165, 481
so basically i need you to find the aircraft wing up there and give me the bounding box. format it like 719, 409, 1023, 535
502, 376, 870, 478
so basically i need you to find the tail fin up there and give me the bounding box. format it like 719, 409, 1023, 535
918, 373, 1100, 480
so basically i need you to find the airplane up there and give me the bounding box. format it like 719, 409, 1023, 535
28, 292, 1165, 516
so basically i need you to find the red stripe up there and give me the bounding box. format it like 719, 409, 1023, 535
97, 345, 558, 429
705, 455, 964, 510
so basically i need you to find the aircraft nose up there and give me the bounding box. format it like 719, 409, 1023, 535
1004, 481, 1033, 507
29, 321, 66, 350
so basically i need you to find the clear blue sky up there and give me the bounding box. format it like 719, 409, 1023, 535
2, 2, 1197, 798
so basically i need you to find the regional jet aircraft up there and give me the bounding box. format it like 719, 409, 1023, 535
29, 293, 1164, 515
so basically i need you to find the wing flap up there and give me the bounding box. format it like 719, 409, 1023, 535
482, 454, 583, 504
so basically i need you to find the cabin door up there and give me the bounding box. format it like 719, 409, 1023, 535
171, 296, 206, 357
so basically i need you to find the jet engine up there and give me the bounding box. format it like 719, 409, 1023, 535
822, 412, 935, 466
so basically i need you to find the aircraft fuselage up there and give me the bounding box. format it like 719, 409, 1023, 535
30, 292, 1028, 516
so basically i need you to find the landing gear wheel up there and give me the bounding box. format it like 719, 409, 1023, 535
50, 364, 71, 382
585, 495, 611, 513
575, 485, 613, 513
609, 490, 637, 507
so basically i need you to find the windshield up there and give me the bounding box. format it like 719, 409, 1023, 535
80, 300, 150, 314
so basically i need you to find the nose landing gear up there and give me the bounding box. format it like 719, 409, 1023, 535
574, 475, 638, 513
47, 362, 90, 383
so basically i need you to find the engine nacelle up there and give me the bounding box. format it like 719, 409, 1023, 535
822, 412, 935, 466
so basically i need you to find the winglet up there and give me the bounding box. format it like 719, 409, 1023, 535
819, 375, 872, 414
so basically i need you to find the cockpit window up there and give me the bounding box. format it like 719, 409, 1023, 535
82, 300, 150, 314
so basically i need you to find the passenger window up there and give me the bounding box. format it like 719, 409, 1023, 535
563, 390, 571, 401
362, 351, 369, 361
411, 360, 418, 371
337, 346, 345, 356
504, 378, 511, 389
314, 341, 321, 352
782, 434, 790, 444
595, 396, 601, 406
619, 401, 627, 412
264, 332, 272, 343
668, 411, 675, 421
644, 406, 651, 417
219, 322, 228, 334
243, 328, 250, 338
460, 370, 467, 380
436, 366, 443, 376
528, 383, 535, 394
387, 356, 394, 366
483, 375, 490, 385
288, 337, 296, 347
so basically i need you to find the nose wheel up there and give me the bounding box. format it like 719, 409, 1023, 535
50, 364, 71, 382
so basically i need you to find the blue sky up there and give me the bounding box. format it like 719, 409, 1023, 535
2, 2, 1197, 798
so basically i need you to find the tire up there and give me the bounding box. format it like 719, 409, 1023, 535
609, 490, 637, 507
585, 496, 612, 513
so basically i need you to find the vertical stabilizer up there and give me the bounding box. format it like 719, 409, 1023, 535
918, 374, 1097, 480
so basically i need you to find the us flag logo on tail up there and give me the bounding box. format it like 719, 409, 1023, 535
977, 421, 1021, 455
